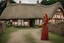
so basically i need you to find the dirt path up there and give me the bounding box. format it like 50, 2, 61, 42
7, 28, 51, 43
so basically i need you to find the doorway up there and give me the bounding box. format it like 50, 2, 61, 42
30, 19, 35, 27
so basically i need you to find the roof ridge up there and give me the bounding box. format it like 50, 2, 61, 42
9, 3, 37, 6
9, 2, 61, 7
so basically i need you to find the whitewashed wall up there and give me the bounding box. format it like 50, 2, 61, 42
35, 19, 43, 26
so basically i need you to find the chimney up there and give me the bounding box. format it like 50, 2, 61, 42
37, 0, 39, 4
6, 0, 10, 6
19, 1, 21, 4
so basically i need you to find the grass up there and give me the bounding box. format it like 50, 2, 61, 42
0, 27, 36, 43
0, 27, 64, 43
49, 32, 64, 43
24, 33, 36, 43
0, 27, 19, 43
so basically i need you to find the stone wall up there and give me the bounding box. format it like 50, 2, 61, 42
48, 22, 64, 35
0, 21, 6, 34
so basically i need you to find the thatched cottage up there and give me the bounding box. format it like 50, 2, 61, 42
0, 0, 64, 27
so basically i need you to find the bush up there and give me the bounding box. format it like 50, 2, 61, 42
48, 22, 64, 36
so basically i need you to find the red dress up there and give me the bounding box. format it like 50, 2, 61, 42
41, 15, 49, 40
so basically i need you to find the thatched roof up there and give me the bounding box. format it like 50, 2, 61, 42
0, 2, 64, 19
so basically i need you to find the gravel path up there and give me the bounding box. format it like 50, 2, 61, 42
7, 28, 51, 43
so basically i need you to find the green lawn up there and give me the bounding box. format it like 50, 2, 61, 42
0, 27, 31, 43
0, 27, 64, 43
49, 32, 64, 43
0, 27, 19, 43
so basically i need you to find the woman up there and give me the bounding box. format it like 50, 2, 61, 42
41, 14, 49, 40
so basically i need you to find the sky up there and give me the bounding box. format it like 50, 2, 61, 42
0, 0, 42, 4
14, 0, 42, 4
0, 0, 1, 2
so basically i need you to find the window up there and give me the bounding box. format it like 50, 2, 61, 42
22, 20, 24, 26
57, 9, 61, 12
35, 19, 39, 25
35, 19, 43, 26
18, 20, 21, 26
24, 22, 28, 26
14, 22, 17, 25
24, 20, 28, 26
40, 19, 43, 25
21, 20, 29, 26
37, 19, 39, 25
12, 20, 18, 25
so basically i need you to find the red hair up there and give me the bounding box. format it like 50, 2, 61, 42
44, 14, 49, 21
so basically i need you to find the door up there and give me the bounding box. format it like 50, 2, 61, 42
30, 19, 35, 27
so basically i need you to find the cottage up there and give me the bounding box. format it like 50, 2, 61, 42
0, 0, 64, 27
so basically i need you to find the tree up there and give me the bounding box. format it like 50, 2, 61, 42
41, 0, 64, 8
59, 0, 64, 8
0, 1, 6, 15
0, 0, 16, 15
41, 0, 57, 5
10, 0, 16, 3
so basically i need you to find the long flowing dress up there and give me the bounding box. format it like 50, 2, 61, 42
41, 15, 49, 40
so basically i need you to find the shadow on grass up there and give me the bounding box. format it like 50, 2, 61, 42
24, 33, 36, 43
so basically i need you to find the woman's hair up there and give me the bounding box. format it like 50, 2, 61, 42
44, 14, 49, 20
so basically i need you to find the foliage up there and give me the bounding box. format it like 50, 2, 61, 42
41, 0, 64, 8
0, 0, 16, 15
59, 0, 64, 8
41, 0, 57, 5
10, 0, 16, 3
0, 1, 6, 15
